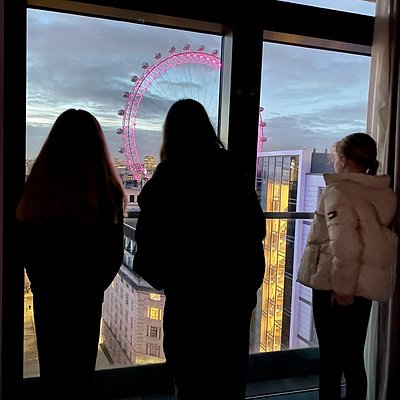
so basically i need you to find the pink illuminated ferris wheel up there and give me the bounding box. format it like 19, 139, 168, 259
117, 44, 266, 180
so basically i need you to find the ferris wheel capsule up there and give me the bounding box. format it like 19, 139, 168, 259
168, 46, 176, 53
197, 45, 205, 52
259, 106, 264, 112
261, 121, 267, 128
154, 52, 162, 60
131, 75, 138, 82
116, 128, 123, 135
142, 62, 149, 69
211, 49, 219, 56
183, 44, 190, 51
118, 147, 125, 153
118, 109, 124, 116
122, 91, 130, 98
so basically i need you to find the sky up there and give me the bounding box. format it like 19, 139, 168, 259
277, 0, 375, 13
26, 0, 375, 163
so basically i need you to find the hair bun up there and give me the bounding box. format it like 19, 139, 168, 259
367, 159, 379, 175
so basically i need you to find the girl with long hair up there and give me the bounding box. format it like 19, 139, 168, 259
133, 99, 266, 400
17, 108, 127, 399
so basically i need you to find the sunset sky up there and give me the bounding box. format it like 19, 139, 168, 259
26, 1, 375, 162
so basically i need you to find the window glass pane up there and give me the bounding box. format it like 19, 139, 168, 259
259, 43, 370, 160
276, 0, 376, 15
25, 8, 222, 376
257, 41, 371, 351
24, 3, 372, 382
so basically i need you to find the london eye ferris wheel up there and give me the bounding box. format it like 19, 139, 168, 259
117, 44, 266, 181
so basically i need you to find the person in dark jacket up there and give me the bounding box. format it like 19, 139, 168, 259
16, 109, 127, 399
133, 98, 266, 400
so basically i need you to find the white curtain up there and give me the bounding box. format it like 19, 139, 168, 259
365, 3, 390, 398
367, 0, 392, 172
366, 1, 400, 399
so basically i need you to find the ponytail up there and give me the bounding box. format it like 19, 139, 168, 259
367, 159, 379, 175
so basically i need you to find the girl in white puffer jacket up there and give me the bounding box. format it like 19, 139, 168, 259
297, 133, 397, 400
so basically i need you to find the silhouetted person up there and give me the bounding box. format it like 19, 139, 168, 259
17, 109, 127, 399
133, 98, 266, 400
297, 133, 397, 400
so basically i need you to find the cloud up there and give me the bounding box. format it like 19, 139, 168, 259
260, 42, 370, 153
26, 7, 371, 163
27, 9, 222, 160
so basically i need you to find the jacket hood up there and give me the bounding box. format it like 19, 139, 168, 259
324, 172, 391, 188
323, 172, 397, 225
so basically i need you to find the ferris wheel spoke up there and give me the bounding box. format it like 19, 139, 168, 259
118, 45, 266, 182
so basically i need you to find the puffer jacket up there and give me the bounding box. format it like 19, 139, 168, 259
297, 172, 398, 302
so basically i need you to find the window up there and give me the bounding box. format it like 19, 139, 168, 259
148, 326, 160, 339
150, 293, 161, 301
146, 343, 161, 357
148, 307, 162, 320
24, 1, 371, 369
258, 40, 371, 351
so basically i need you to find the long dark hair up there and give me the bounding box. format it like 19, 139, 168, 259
160, 98, 225, 161
335, 132, 379, 175
16, 108, 127, 224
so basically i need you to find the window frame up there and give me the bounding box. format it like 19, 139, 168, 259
1, 0, 373, 398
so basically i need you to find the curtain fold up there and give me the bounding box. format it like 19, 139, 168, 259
367, 1, 400, 399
